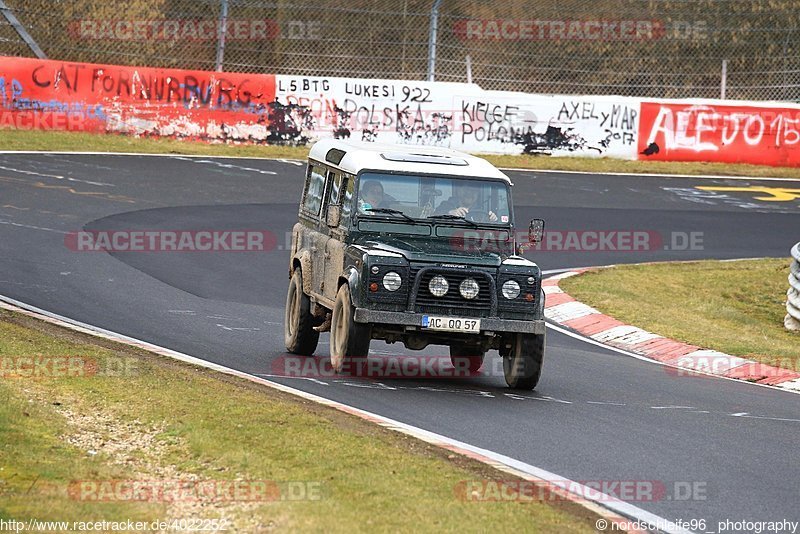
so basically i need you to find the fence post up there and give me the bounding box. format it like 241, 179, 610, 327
215, 0, 229, 72
0, 0, 46, 59
465, 54, 472, 84
426, 0, 443, 82
786, 242, 800, 331
720, 59, 728, 99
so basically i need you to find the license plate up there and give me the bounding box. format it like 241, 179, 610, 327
421, 316, 481, 333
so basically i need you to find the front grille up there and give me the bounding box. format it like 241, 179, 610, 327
410, 267, 495, 318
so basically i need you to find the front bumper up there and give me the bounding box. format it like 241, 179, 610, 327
354, 308, 545, 335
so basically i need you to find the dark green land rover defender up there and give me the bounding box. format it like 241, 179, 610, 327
284, 139, 546, 389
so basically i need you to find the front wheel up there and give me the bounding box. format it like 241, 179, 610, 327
330, 284, 371, 373
503, 332, 545, 390
449, 345, 485, 373
284, 270, 320, 355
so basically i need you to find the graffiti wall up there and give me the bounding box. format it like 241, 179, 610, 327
637, 101, 800, 167
453, 92, 638, 157
0, 56, 639, 158
0, 56, 276, 140
4, 56, 800, 166
274, 75, 481, 147
273, 75, 638, 158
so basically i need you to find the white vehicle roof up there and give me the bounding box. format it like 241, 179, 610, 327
307, 139, 511, 183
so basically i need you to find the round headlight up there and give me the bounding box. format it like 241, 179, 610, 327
383, 271, 402, 292
502, 280, 521, 300
371, 266, 380, 274
459, 278, 480, 300
527, 276, 536, 286
428, 275, 449, 297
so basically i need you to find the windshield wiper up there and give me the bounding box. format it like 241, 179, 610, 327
426, 214, 479, 227
365, 207, 416, 223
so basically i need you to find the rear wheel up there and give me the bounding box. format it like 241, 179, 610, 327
330, 284, 371, 374
449, 345, 485, 373
503, 332, 545, 390
284, 270, 319, 355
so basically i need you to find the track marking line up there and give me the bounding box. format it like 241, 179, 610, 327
0, 219, 68, 234
1, 150, 796, 183
0, 293, 682, 534
500, 166, 800, 183
0, 163, 114, 186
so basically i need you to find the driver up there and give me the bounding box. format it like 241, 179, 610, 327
358, 180, 385, 212
436, 182, 497, 222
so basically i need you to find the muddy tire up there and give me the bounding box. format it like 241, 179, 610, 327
284, 270, 320, 355
503, 331, 545, 390
330, 284, 371, 373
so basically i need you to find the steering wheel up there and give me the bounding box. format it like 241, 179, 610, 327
465, 210, 491, 222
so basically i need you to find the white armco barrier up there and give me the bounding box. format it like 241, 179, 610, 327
787, 242, 800, 331
274, 75, 640, 159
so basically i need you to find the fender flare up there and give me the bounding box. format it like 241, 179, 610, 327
292, 251, 314, 296
340, 266, 361, 307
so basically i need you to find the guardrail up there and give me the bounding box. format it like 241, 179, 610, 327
786, 242, 800, 331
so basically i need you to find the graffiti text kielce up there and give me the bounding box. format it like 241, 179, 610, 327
454, 19, 707, 41
638, 103, 800, 166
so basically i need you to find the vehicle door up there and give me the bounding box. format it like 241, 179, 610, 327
322, 171, 354, 301
299, 162, 329, 297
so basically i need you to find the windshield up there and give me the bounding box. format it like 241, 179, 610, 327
356, 173, 511, 225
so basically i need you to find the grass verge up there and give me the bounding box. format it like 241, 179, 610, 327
3, 128, 800, 179
0, 308, 597, 532
560, 259, 799, 367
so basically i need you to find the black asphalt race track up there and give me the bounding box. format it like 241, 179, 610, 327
1, 153, 798, 531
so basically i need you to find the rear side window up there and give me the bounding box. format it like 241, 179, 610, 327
302, 164, 326, 215
340, 174, 355, 222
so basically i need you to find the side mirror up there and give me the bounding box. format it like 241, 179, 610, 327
529, 218, 545, 244
326, 205, 341, 228
516, 219, 545, 255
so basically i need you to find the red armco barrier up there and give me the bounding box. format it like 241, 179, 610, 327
0, 56, 276, 138
637, 101, 800, 167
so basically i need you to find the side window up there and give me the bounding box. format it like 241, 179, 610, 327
327, 170, 340, 207
302, 164, 326, 216
340, 174, 355, 222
